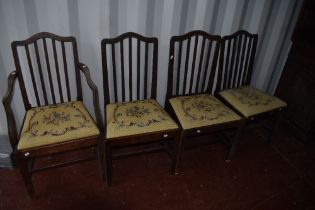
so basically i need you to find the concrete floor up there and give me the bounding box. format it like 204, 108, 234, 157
0, 121, 314, 210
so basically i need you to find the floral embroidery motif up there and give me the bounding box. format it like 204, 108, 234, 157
112, 100, 168, 129
230, 86, 273, 106
27, 102, 92, 136
43, 111, 70, 126
180, 95, 233, 121
126, 106, 151, 118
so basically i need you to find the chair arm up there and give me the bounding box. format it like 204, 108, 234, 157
2, 71, 19, 149
78, 63, 104, 134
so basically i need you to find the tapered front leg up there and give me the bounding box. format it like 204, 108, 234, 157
172, 131, 184, 174
226, 120, 246, 162
17, 153, 35, 199
105, 141, 113, 186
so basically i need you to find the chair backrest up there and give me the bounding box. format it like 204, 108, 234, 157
101, 32, 158, 105
218, 30, 258, 90
11, 32, 82, 110
166, 30, 221, 99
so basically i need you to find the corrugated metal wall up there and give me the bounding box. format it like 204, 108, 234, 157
0, 0, 303, 135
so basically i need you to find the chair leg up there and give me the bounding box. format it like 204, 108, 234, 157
97, 136, 106, 182
172, 132, 184, 174
267, 110, 283, 144
105, 141, 112, 186
226, 121, 246, 162
17, 155, 35, 199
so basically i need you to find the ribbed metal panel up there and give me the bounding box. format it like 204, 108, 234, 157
0, 0, 303, 135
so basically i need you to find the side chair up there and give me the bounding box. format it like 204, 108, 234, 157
101, 32, 179, 185
217, 30, 287, 144
166, 30, 245, 170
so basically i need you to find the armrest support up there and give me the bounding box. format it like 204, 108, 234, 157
78, 63, 104, 134
2, 71, 19, 149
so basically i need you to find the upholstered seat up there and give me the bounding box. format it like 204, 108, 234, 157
106, 99, 178, 139
219, 86, 287, 118
169, 94, 241, 130
18, 101, 100, 150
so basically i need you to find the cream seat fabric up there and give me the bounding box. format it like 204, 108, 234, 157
18, 101, 100, 150
106, 99, 178, 139
169, 94, 241, 130
219, 86, 287, 118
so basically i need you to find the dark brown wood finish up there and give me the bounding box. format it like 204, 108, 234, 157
3, 32, 104, 199
102, 32, 159, 104
42, 38, 56, 104
166, 30, 246, 171
61, 41, 71, 102
101, 32, 179, 186
52, 39, 64, 103
217, 30, 284, 146
34, 40, 49, 105
167, 30, 221, 99
218, 30, 258, 90
2, 71, 19, 149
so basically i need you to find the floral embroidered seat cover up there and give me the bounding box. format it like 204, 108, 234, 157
106, 99, 178, 139
169, 94, 241, 130
18, 101, 100, 150
219, 86, 287, 118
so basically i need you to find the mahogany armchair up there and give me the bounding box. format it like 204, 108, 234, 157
2, 32, 104, 198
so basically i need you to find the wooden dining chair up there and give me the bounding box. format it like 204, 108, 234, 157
101, 32, 179, 185
2, 32, 104, 198
166, 30, 245, 169
217, 30, 287, 143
